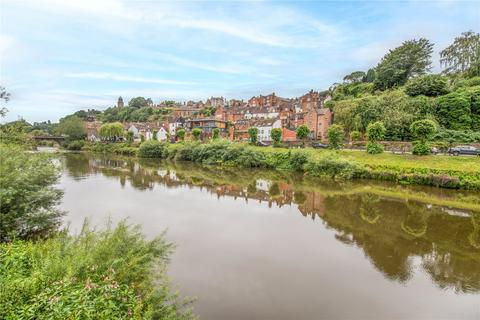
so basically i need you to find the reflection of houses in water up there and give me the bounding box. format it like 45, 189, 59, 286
297, 192, 326, 220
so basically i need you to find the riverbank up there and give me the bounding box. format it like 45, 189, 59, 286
80, 140, 480, 190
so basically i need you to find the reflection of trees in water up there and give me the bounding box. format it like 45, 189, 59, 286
62, 153, 480, 293
359, 193, 381, 224
401, 203, 429, 237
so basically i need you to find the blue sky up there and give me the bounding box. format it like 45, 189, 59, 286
1, 0, 479, 122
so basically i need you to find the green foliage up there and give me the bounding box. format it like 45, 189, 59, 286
248, 127, 259, 144
435, 91, 472, 130
365, 68, 376, 83
405, 74, 449, 97
126, 130, 134, 143
55, 115, 86, 141
327, 124, 345, 149
270, 128, 282, 146
295, 125, 310, 142
350, 130, 362, 142
304, 153, 366, 179
412, 141, 432, 155
138, 140, 168, 158
99, 122, 124, 141
410, 119, 437, 143
343, 71, 366, 83
192, 128, 202, 140
100, 106, 172, 123
366, 121, 386, 142
374, 38, 433, 90
0, 119, 32, 146
440, 31, 480, 77
0, 221, 193, 319
128, 96, 151, 109
433, 129, 480, 143
0, 144, 63, 242
453, 76, 480, 90
176, 129, 186, 141
212, 128, 220, 140
332, 82, 374, 100
64, 140, 85, 151
366, 142, 384, 154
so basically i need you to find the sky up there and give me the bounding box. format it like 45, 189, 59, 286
1, 0, 479, 123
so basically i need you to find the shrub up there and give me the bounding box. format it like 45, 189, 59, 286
0, 221, 193, 319
288, 151, 309, 171
296, 125, 310, 144
176, 129, 186, 141
247, 127, 258, 145
350, 130, 362, 142
366, 142, 384, 154
192, 128, 202, 141
0, 145, 63, 242
366, 121, 386, 154
138, 140, 167, 158
435, 91, 472, 130
270, 128, 282, 146
212, 128, 220, 140
304, 154, 365, 179
412, 141, 432, 155
327, 124, 344, 149
405, 74, 449, 97
64, 140, 84, 151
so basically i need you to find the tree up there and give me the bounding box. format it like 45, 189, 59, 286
440, 31, 480, 77
212, 128, 220, 140
99, 123, 124, 141
55, 116, 86, 141
343, 71, 366, 83
270, 128, 282, 146
410, 119, 437, 155
0, 86, 10, 117
405, 74, 449, 97
350, 130, 362, 142
192, 128, 202, 140
366, 121, 386, 154
126, 130, 134, 143
128, 97, 150, 109
327, 124, 345, 149
295, 125, 310, 146
176, 128, 186, 141
365, 68, 376, 83
435, 91, 472, 130
374, 38, 434, 90
0, 145, 63, 242
247, 127, 258, 145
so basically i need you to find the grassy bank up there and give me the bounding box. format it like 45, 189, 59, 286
81, 140, 480, 190
0, 221, 193, 319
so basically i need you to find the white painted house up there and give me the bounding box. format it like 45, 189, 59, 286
156, 127, 168, 141
255, 119, 282, 142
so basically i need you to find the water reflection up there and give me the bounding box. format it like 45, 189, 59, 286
62, 153, 480, 294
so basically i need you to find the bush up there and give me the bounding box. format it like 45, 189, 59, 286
436, 91, 472, 130
405, 74, 449, 97
64, 140, 84, 150
192, 128, 202, 140
138, 140, 168, 158
270, 128, 282, 146
212, 128, 220, 140
366, 142, 384, 154
247, 127, 258, 145
410, 119, 437, 143
0, 221, 193, 319
327, 124, 344, 149
0, 145, 63, 242
412, 141, 431, 155
304, 154, 365, 179
350, 130, 362, 142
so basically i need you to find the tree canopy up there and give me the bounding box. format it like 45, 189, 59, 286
440, 31, 480, 77
55, 116, 86, 141
374, 38, 434, 90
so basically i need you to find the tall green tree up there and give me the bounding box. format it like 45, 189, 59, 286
343, 71, 366, 83
327, 124, 345, 149
128, 97, 150, 109
405, 74, 449, 97
440, 31, 480, 77
374, 38, 434, 90
0, 145, 64, 242
410, 119, 437, 155
366, 121, 386, 154
55, 116, 86, 141
270, 128, 282, 146
176, 128, 186, 141
435, 91, 472, 130
247, 127, 258, 145
192, 128, 202, 140
295, 125, 310, 146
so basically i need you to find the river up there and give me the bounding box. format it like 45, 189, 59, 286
58, 152, 480, 320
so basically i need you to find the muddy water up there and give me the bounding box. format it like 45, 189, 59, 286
59, 153, 480, 320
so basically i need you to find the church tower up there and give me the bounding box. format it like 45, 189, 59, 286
117, 96, 124, 108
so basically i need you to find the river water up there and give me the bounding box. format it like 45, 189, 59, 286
58, 152, 480, 320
